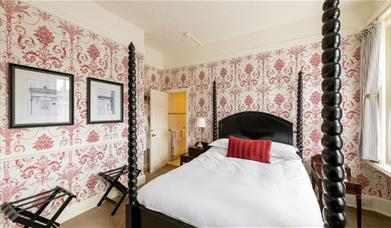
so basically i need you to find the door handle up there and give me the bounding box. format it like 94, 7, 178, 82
151, 133, 156, 137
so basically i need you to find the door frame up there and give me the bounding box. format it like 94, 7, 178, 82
166, 88, 190, 151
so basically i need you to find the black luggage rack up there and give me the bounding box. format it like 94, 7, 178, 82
1, 186, 75, 228
97, 165, 140, 215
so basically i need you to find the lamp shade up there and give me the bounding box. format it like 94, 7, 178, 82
196, 117, 206, 128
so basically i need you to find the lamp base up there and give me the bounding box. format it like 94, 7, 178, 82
196, 141, 203, 149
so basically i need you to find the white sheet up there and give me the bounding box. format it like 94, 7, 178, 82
138, 147, 323, 228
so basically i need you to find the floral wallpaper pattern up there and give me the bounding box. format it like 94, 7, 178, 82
0, 1, 145, 227
144, 35, 390, 201
0, 1, 389, 227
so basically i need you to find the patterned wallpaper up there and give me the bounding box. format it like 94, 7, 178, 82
0, 1, 146, 227
144, 35, 390, 200
0, 2, 389, 228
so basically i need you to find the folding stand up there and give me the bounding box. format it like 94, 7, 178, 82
0, 186, 75, 228
97, 165, 140, 215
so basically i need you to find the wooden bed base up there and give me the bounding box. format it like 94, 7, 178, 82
126, 0, 346, 227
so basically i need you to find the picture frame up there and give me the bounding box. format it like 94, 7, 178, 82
87, 78, 123, 124
9, 63, 74, 128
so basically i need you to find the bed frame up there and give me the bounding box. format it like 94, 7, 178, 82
126, 0, 346, 227
218, 111, 295, 144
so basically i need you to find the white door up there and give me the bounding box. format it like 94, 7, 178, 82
149, 89, 169, 173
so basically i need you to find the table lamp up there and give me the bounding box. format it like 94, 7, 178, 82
196, 117, 206, 148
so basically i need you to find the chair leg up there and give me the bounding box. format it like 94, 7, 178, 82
319, 188, 324, 211
111, 192, 127, 216
356, 194, 362, 228
311, 175, 315, 190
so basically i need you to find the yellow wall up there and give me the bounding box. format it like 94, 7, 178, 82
168, 92, 187, 155
168, 92, 187, 113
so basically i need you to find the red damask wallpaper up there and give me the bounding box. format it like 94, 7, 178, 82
0, 1, 146, 227
0, 1, 389, 227
145, 35, 390, 201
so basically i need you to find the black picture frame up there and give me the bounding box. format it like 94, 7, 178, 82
9, 63, 74, 128
87, 78, 124, 124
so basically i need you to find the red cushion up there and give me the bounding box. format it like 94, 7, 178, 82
227, 136, 271, 163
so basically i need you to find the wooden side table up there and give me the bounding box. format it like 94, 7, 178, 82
180, 153, 195, 165
188, 146, 208, 156
180, 146, 209, 165
311, 154, 362, 228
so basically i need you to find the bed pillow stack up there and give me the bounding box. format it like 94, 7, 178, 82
226, 136, 272, 163
209, 137, 301, 162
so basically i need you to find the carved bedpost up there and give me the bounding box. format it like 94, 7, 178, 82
296, 71, 303, 158
126, 42, 139, 228
321, 0, 346, 227
212, 81, 218, 141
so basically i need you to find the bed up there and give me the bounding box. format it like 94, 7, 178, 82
131, 72, 322, 227
126, 0, 347, 227
138, 146, 323, 227
136, 105, 325, 227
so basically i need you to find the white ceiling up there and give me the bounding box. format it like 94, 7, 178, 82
96, 1, 384, 67
97, 1, 322, 49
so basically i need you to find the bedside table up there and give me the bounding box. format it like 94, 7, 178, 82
180, 153, 196, 165
180, 146, 209, 165
188, 147, 208, 157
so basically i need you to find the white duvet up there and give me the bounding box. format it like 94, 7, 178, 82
138, 147, 323, 228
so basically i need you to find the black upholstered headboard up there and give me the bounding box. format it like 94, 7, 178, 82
218, 111, 293, 145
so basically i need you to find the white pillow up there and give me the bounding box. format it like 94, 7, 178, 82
270, 142, 301, 161
209, 138, 301, 161
207, 146, 228, 156
209, 138, 228, 149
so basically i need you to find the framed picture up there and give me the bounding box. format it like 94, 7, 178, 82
87, 78, 123, 124
9, 63, 74, 128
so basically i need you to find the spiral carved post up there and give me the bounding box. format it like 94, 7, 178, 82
126, 42, 139, 228
320, 0, 346, 227
296, 71, 303, 158
212, 81, 218, 141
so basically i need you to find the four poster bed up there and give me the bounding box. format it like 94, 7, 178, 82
126, 0, 346, 227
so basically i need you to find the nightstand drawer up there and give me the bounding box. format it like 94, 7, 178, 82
181, 155, 191, 163
188, 147, 208, 156
188, 147, 203, 156
180, 153, 195, 165
181, 147, 209, 165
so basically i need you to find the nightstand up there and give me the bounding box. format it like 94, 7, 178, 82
188, 147, 208, 156
180, 146, 209, 165
180, 153, 195, 165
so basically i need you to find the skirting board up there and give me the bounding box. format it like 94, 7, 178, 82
346, 194, 391, 217
57, 173, 146, 223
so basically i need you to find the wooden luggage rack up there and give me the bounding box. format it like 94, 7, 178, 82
0, 186, 75, 228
